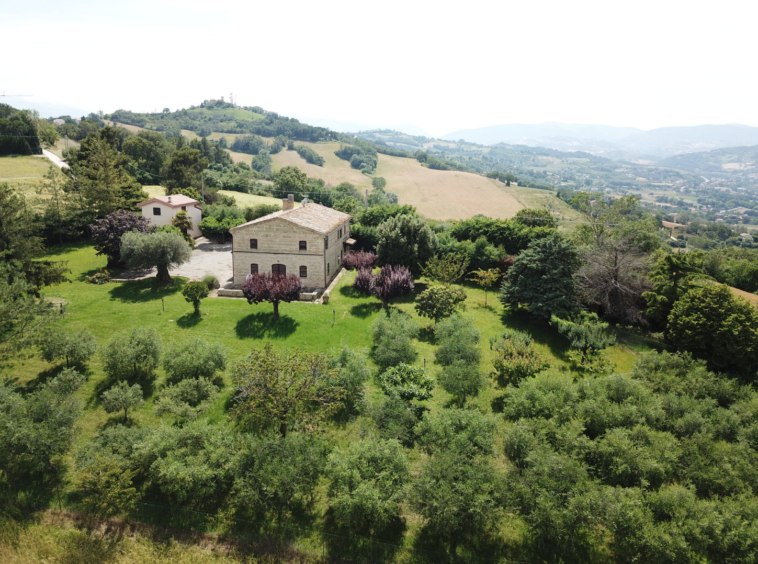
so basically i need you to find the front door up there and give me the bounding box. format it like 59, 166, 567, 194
272, 264, 286, 277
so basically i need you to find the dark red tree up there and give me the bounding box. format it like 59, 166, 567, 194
90, 210, 155, 267
373, 265, 414, 309
241, 273, 303, 320
342, 250, 377, 271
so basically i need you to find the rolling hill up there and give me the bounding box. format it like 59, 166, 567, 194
443, 122, 758, 159
268, 140, 580, 221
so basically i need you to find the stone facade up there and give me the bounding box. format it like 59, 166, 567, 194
230, 203, 351, 289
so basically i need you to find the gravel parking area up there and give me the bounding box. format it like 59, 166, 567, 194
118, 237, 233, 284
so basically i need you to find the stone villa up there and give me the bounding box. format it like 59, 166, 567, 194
229, 195, 353, 290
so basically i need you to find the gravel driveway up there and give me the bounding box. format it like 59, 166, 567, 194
118, 237, 233, 284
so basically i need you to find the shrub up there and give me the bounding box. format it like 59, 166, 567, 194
202, 275, 220, 289
86, 270, 110, 284
40, 328, 97, 367
371, 310, 419, 370
243, 204, 280, 222
155, 378, 219, 422
342, 250, 377, 271
295, 144, 325, 166
435, 315, 481, 367
162, 337, 227, 385
416, 408, 495, 458
378, 363, 434, 402
415, 285, 467, 324
491, 329, 549, 387
372, 265, 414, 308
353, 267, 376, 294
182, 281, 209, 315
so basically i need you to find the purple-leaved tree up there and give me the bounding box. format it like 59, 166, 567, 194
90, 210, 155, 268
353, 265, 414, 309
242, 273, 303, 320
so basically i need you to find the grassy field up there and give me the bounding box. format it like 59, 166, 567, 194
103, 120, 147, 134
45, 136, 80, 159
271, 141, 373, 188
730, 285, 758, 305
0, 155, 54, 195
375, 153, 524, 220
1, 512, 248, 564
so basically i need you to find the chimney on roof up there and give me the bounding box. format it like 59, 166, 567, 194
168, 196, 172, 203
282, 194, 294, 211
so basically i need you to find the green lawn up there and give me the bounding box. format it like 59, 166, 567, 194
17, 243, 644, 445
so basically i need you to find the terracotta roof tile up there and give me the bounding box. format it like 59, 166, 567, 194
230, 203, 351, 234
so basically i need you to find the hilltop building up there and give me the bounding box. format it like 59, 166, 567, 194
229, 195, 353, 290
136, 194, 203, 238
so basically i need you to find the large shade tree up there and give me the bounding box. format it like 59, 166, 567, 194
500, 232, 581, 320
64, 127, 146, 216
376, 214, 437, 277
668, 284, 758, 376
161, 147, 208, 195
120, 230, 191, 284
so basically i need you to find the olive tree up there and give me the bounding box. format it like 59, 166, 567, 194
101, 381, 144, 422
326, 438, 409, 535
234, 432, 328, 522
155, 378, 219, 423
371, 310, 419, 370
0, 369, 84, 480
162, 336, 227, 385
40, 327, 97, 367
102, 327, 161, 382
120, 230, 192, 284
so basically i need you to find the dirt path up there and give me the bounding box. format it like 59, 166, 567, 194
42, 149, 68, 169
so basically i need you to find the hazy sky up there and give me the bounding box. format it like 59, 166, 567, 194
2, 0, 757, 136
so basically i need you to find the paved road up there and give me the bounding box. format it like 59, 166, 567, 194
42, 149, 68, 169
